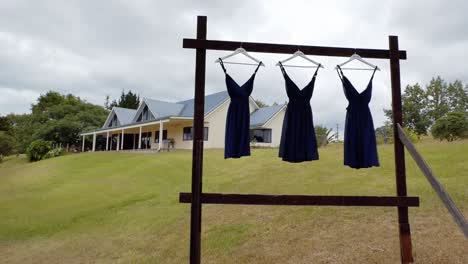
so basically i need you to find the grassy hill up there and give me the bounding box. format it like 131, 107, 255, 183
0, 140, 467, 263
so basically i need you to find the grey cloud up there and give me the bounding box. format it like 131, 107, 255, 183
0, 0, 466, 137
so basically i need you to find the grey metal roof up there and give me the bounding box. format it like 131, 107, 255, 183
113, 107, 137, 125
84, 91, 231, 134
177, 90, 229, 117
143, 98, 185, 119
250, 104, 286, 128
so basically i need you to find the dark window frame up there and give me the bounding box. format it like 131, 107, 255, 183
250, 128, 272, 143
183, 127, 208, 141
155, 130, 168, 143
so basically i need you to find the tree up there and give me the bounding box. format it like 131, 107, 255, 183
383, 83, 431, 135
254, 99, 268, 108
6, 114, 34, 154
375, 122, 393, 144
426, 76, 450, 122
0, 131, 15, 161
315, 125, 335, 147
446, 80, 468, 113
0, 116, 13, 134
431, 112, 468, 141
104, 95, 111, 110
109, 90, 140, 109
6, 91, 108, 153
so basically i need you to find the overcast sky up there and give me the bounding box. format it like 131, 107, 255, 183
0, 0, 467, 132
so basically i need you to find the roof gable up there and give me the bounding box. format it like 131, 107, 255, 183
250, 104, 286, 128
144, 98, 185, 119
113, 107, 137, 125
102, 107, 137, 128
177, 90, 230, 117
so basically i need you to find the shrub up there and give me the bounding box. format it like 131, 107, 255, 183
43, 148, 64, 159
431, 112, 468, 141
26, 140, 52, 162
402, 127, 420, 143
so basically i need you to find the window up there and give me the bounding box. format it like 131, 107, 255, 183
183, 127, 208, 141
140, 132, 152, 149
108, 114, 118, 127
155, 130, 168, 143
250, 129, 272, 143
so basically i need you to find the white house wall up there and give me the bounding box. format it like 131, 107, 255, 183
253, 108, 286, 148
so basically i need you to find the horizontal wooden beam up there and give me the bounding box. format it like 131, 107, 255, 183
183, 38, 407, 60
397, 124, 468, 238
179, 192, 419, 207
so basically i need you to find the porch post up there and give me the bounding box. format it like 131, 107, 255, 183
133, 134, 136, 150
158, 120, 163, 151
138, 126, 142, 149
110, 134, 113, 150
116, 133, 120, 151
106, 131, 109, 151
82, 135, 85, 152
121, 129, 124, 150
92, 133, 96, 152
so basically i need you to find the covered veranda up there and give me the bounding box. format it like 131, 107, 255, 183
80, 117, 193, 152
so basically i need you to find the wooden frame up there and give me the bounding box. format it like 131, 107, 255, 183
181, 16, 416, 264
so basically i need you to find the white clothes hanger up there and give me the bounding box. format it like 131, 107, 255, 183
215, 43, 265, 66
336, 52, 380, 71
276, 49, 324, 68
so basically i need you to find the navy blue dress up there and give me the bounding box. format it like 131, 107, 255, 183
337, 66, 379, 169
278, 62, 320, 163
220, 59, 261, 159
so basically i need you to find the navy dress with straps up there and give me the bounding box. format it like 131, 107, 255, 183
219, 58, 261, 159
337, 65, 379, 169
278, 62, 320, 163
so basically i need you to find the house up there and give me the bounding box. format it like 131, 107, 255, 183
80, 91, 286, 152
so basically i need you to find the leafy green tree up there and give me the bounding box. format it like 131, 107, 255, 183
0, 131, 15, 161
6, 114, 34, 154
6, 91, 108, 153
431, 112, 468, 141
110, 90, 140, 109
384, 83, 431, 135
446, 80, 468, 113
375, 122, 393, 144
426, 76, 450, 122
0, 116, 13, 134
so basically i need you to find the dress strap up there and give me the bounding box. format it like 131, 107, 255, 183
336, 65, 344, 81
218, 58, 227, 73
254, 61, 262, 74
278, 61, 287, 76
313, 64, 321, 78
370, 66, 378, 80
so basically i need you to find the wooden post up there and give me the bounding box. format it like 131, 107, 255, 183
106, 131, 109, 151
92, 133, 96, 152
138, 127, 142, 149
116, 133, 120, 151
189, 15, 207, 264
82, 135, 85, 152
120, 129, 125, 150
389, 35, 414, 263
158, 120, 163, 151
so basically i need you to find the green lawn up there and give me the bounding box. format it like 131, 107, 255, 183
0, 140, 467, 263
